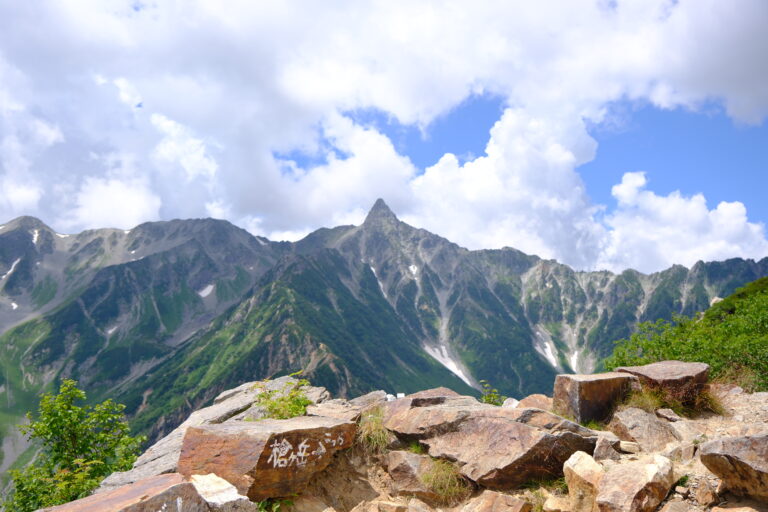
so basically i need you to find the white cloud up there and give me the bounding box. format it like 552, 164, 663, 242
66, 175, 161, 230
0, 0, 766, 272
597, 172, 768, 272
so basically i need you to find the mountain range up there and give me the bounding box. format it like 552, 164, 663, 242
1, 199, 767, 477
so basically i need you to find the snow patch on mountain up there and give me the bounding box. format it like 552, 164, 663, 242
409, 264, 418, 276
197, 284, 215, 298
424, 344, 473, 387
2, 258, 21, 280
31, 229, 39, 245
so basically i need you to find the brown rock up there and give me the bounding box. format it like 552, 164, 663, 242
553, 373, 636, 424
383, 395, 490, 438
564, 451, 604, 512
608, 408, 680, 452
699, 434, 768, 502
460, 490, 532, 512
712, 498, 768, 512
41, 473, 209, 512
178, 416, 355, 500
290, 496, 336, 512
545, 495, 572, 512
384, 451, 440, 503
659, 501, 695, 512
656, 409, 682, 422
617, 441, 640, 454
595, 455, 675, 512
406, 500, 434, 512
695, 480, 719, 507
615, 361, 709, 404
518, 394, 554, 411
351, 501, 408, 512
424, 415, 595, 489
189, 473, 258, 511
307, 400, 363, 422
593, 433, 622, 462
98, 375, 329, 493
407, 387, 461, 399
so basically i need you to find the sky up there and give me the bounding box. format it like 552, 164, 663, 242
0, 1, 767, 273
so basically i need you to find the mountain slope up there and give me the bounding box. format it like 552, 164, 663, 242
1, 200, 767, 470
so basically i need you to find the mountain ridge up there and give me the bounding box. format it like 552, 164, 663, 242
1, 200, 767, 478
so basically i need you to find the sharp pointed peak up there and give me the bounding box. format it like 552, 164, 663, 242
363, 198, 398, 225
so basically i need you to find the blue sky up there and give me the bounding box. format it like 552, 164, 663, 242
1, 1, 767, 272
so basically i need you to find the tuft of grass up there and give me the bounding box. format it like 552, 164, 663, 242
713, 365, 760, 393
675, 475, 690, 487
356, 406, 390, 455
257, 497, 294, 512
528, 489, 546, 512
621, 386, 725, 418
581, 419, 605, 431
522, 477, 568, 494
254, 372, 312, 420
407, 441, 426, 454
420, 459, 471, 505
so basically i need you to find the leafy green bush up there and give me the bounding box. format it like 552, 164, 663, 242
479, 379, 505, 405
4, 380, 145, 512
605, 277, 768, 391
254, 372, 313, 419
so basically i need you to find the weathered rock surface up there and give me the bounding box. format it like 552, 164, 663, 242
608, 407, 681, 452
503, 397, 520, 408
98, 376, 329, 493
553, 373, 636, 423
699, 434, 768, 501
545, 495, 571, 512
593, 432, 622, 461
190, 473, 258, 511
384, 451, 440, 503
460, 490, 532, 512
564, 451, 604, 512
42, 473, 209, 512
178, 416, 355, 500
518, 394, 554, 411
424, 415, 595, 488
615, 361, 709, 403
595, 455, 675, 512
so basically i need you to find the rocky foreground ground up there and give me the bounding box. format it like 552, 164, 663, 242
41, 361, 768, 512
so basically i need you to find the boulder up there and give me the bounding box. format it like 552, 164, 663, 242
615, 361, 709, 403
383, 395, 491, 438
595, 455, 675, 512
41, 473, 209, 512
424, 415, 595, 489
307, 400, 363, 422
189, 473, 258, 511
608, 408, 680, 452
459, 490, 532, 512
695, 480, 719, 507
659, 502, 696, 512
98, 376, 329, 493
384, 451, 440, 503
655, 409, 682, 422
564, 451, 604, 512
518, 394, 554, 411
553, 373, 636, 424
178, 416, 355, 500
290, 496, 336, 512
699, 434, 768, 501
593, 433, 622, 462
545, 495, 572, 512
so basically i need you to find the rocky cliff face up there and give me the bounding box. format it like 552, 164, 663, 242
1, 201, 767, 477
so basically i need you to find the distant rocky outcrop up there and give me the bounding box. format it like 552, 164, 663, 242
48, 361, 768, 512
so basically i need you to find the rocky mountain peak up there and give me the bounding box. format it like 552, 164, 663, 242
363, 198, 399, 227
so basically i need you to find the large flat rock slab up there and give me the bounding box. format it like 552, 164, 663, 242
615, 361, 709, 403
699, 434, 768, 501
178, 416, 355, 500
608, 407, 681, 452
595, 455, 675, 512
41, 473, 209, 512
553, 372, 636, 423
423, 415, 595, 489
98, 376, 329, 493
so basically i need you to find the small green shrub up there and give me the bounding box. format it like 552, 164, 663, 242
479, 380, 505, 406
254, 372, 312, 420
257, 496, 294, 512
420, 459, 471, 505
407, 441, 426, 454
581, 420, 605, 431
620, 386, 724, 418
522, 477, 568, 494
356, 406, 390, 454
676, 475, 690, 487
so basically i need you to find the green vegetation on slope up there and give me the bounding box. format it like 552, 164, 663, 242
605, 277, 768, 391
4, 380, 144, 512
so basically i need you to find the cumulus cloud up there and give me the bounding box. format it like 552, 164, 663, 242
0, 0, 766, 272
